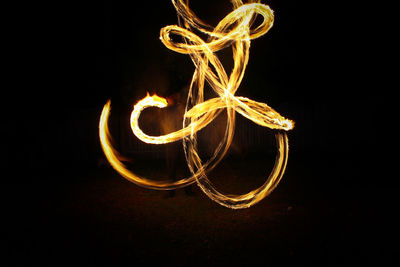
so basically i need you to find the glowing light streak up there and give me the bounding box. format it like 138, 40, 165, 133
99, 0, 294, 209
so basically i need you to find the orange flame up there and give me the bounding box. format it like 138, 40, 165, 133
99, 0, 294, 209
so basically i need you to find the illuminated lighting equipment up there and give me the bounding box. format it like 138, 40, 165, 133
99, 0, 294, 209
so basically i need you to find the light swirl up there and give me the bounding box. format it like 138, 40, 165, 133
99, 0, 294, 209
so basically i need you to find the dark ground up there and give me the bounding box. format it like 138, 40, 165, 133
4, 153, 397, 266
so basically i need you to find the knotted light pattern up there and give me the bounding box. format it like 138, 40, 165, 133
99, 0, 294, 209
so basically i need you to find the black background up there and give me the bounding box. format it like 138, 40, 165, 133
3, 0, 396, 266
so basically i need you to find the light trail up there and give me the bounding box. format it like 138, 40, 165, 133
99, 0, 294, 209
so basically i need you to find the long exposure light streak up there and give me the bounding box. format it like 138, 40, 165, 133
99, 0, 294, 209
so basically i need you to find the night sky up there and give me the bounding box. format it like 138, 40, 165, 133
3, 0, 395, 266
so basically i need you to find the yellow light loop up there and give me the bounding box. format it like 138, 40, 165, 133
99, 0, 294, 209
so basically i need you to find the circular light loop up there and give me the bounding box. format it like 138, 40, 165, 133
99, 0, 293, 209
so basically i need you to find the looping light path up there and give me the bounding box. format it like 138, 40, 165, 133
99, 0, 294, 209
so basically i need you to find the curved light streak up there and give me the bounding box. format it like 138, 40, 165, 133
99, 0, 294, 209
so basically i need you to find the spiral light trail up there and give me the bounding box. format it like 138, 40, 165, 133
99, 0, 294, 209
